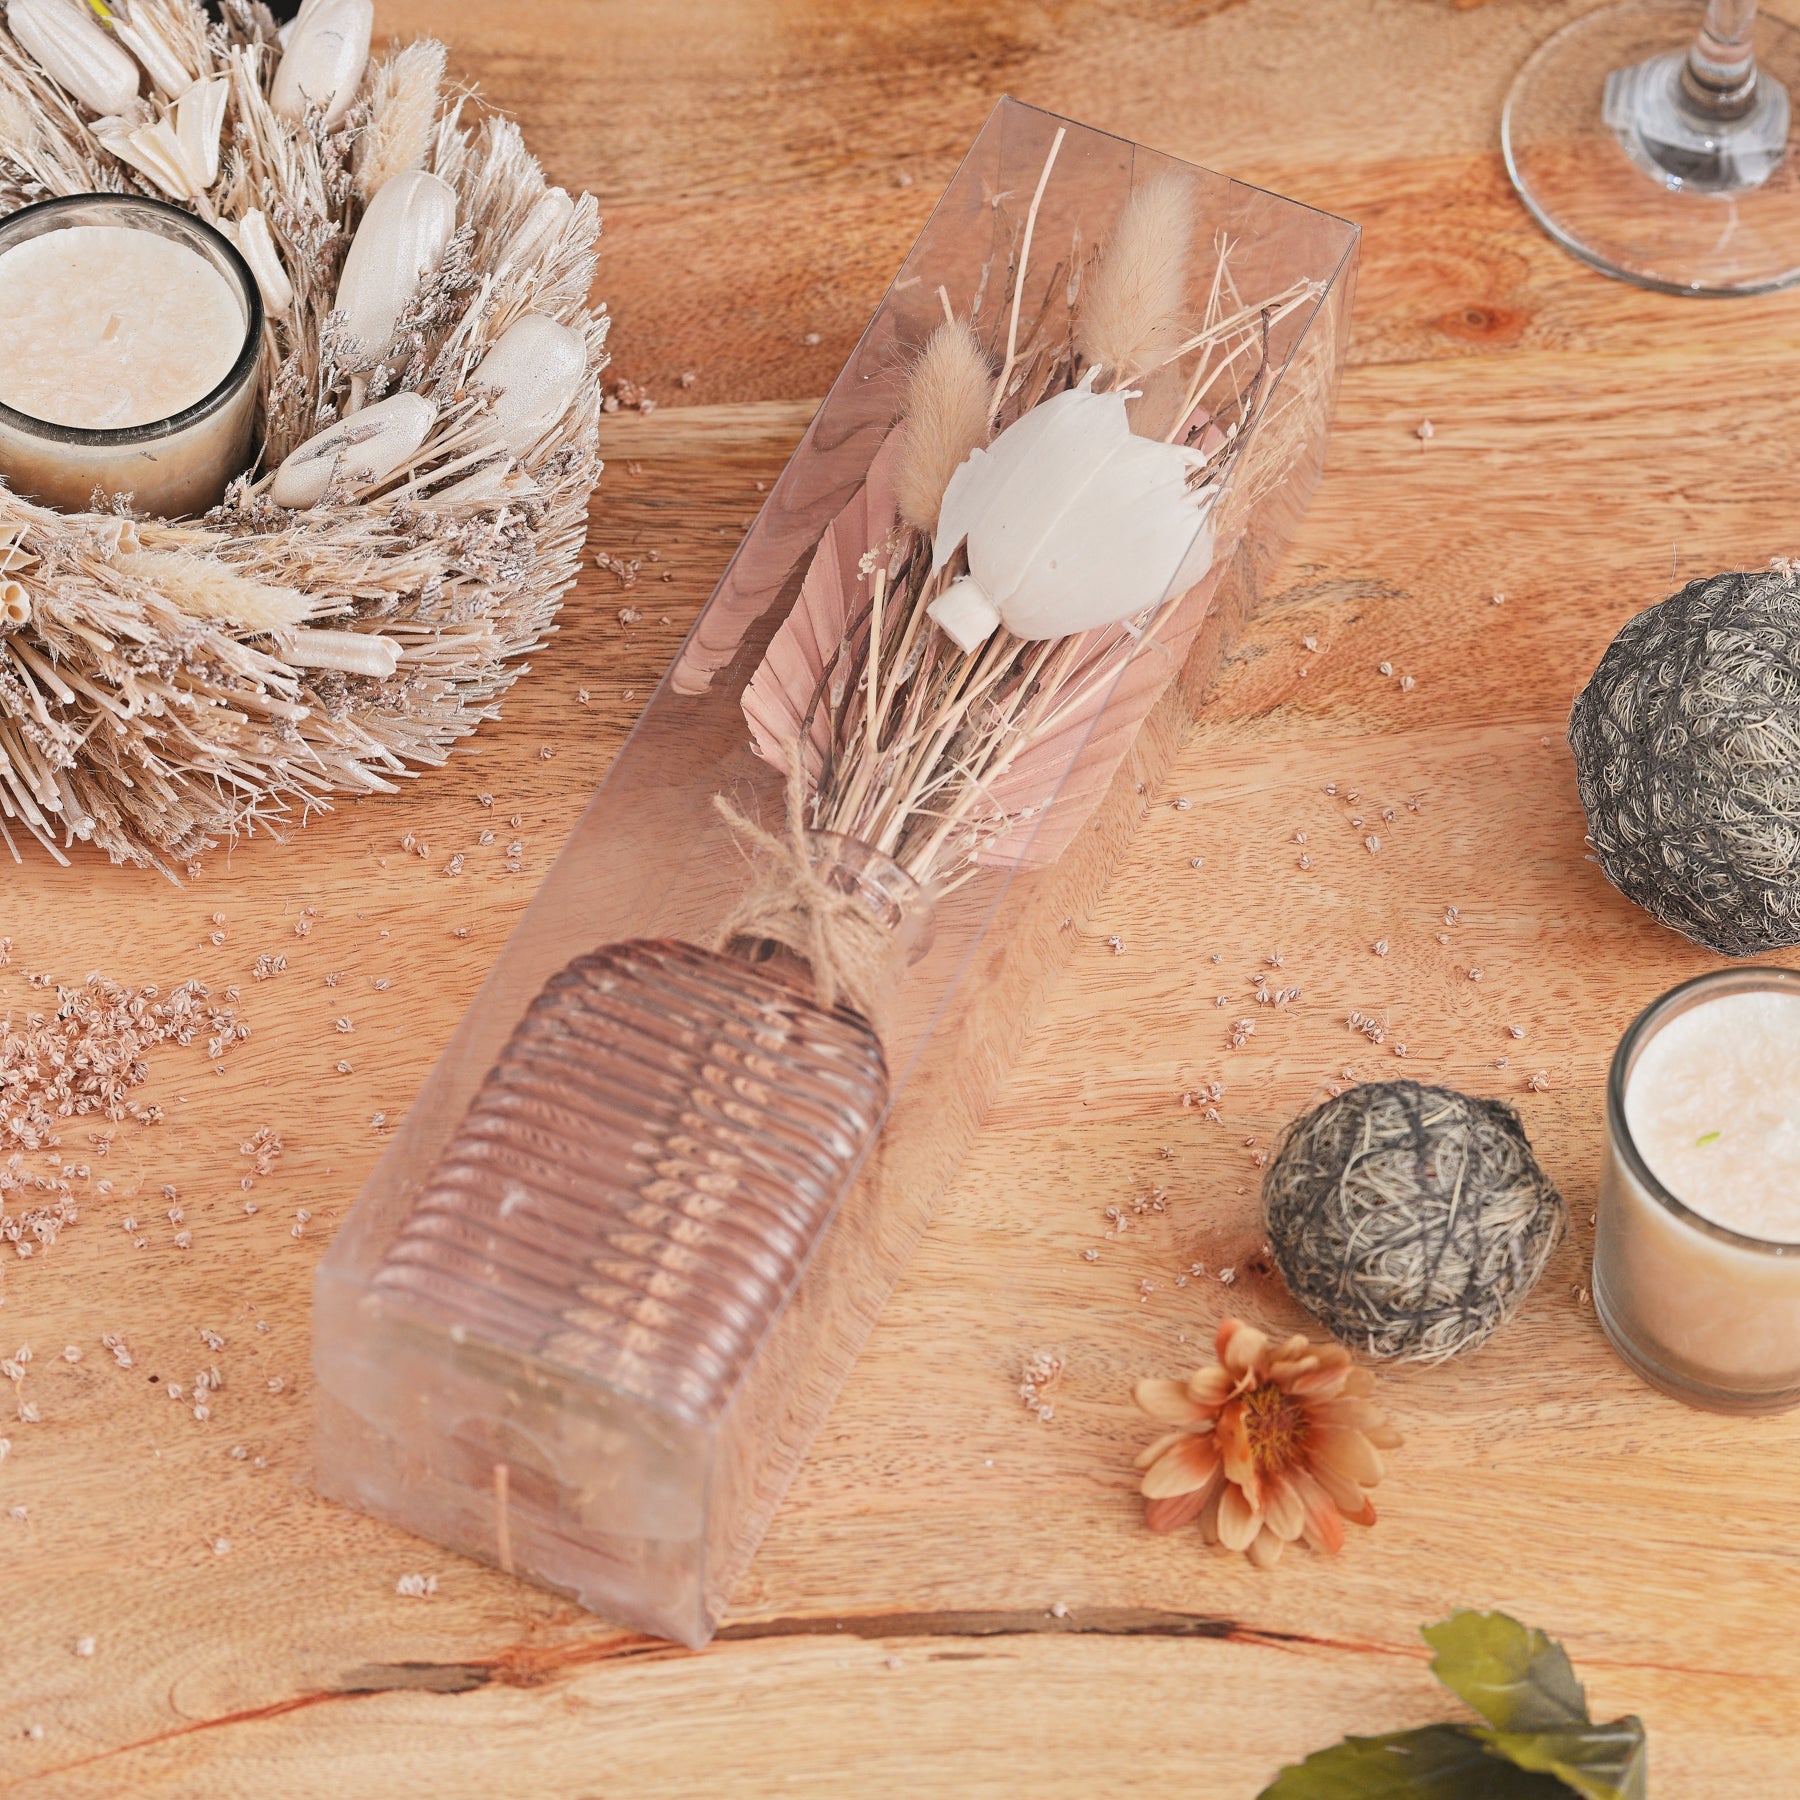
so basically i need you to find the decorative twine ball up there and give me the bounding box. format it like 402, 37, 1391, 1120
1261, 1081, 1565, 1363
1569, 567, 1800, 956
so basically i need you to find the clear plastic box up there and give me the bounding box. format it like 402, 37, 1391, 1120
314, 96, 1360, 1647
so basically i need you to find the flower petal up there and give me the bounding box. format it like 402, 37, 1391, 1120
1313, 1425, 1384, 1488
1140, 1430, 1221, 1499
1307, 1397, 1387, 1433
1246, 1525, 1286, 1569
1286, 1362, 1352, 1399
1303, 1451, 1368, 1516
1261, 1471, 1306, 1541
1218, 1318, 1270, 1377
1144, 1485, 1210, 1533
1186, 1364, 1234, 1406
1135, 1376, 1212, 1425
1290, 1468, 1346, 1554
1217, 1479, 1261, 1551
1341, 1368, 1377, 1397
1266, 1355, 1320, 1386
1133, 1429, 1190, 1471
1215, 1399, 1258, 1501
1196, 1477, 1225, 1545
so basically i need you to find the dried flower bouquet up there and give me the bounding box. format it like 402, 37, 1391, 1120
0, 0, 607, 875
720, 129, 1327, 1006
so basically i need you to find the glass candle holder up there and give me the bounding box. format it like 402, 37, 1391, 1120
0, 194, 262, 517
1595, 966, 1800, 1412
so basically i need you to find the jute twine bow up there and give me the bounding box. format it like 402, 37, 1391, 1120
711, 741, 898, 1029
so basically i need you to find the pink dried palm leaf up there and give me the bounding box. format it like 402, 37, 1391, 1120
972, 561, 1224, 869
742, 427, 904, 781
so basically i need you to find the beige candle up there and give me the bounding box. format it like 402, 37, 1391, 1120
1594, 968, 1800, 1412
0, 196, 260, 517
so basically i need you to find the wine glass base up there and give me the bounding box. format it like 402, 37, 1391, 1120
1503, 0, 1800, 294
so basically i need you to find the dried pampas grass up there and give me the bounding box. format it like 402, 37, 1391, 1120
114, 549, 317, 630
0, 0, 608, 875
353, 37, 444, 201
1074, 171, 1195, 382
894, 319, 993, 532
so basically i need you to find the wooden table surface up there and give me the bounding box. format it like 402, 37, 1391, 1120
7, 0, 1800, 1792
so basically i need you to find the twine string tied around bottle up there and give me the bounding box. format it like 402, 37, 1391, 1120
711, 740, 896, 1027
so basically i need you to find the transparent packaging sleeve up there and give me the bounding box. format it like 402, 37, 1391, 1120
314, 97, 1359, 1647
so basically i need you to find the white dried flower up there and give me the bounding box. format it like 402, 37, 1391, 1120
271, 0, 372, 126
333, 168, 457, 366
7, 0, 139, 115
272, 391, 437, 508
468, 313, 588, 453
927, 376, 1214, 652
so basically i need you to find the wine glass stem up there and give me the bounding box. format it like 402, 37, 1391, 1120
1686, 0, 1760, 117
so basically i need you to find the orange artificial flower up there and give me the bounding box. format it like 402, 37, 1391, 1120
1132, 1316, 1400, 1568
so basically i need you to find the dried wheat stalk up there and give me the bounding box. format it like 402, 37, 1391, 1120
0, 0, 608, 875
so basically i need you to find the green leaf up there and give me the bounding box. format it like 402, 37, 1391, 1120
1475, 1722, 1649, 1800
1258, 1724, 1577, 1799
1423, 1610, 1592, 1732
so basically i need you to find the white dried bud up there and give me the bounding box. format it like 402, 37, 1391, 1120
109, 0, 193, 98
272, 390, 436, 507
270, 0, 371, 127
496, 187, 574, 278
7, 0, 140, 115
467, 313, 587, 453
278, 627, 401, 678
225, 208, 294, 318
333, 167, 456, 366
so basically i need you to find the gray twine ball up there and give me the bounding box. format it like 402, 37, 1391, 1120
1569, 566, 1800, 956
1261, 1081, 1565, 1363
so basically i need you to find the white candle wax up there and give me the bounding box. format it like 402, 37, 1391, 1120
1625, 990, 1800, 1239
0, 200, 259, 518
0, 226, 242, 430
1595, 974, 1800, 1411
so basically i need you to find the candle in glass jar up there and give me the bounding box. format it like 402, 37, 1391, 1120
1594, 969, 1800, 1413
1625, 988, 1800, 1239
0, 196, 260, 518
0, 225, 243, 430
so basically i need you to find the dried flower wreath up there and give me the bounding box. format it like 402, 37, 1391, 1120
0, 0, 607, 875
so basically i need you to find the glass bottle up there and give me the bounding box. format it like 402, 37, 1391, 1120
318, 836, 930, 1646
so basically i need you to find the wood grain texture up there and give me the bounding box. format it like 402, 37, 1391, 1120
6, 0, 1800, 1793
